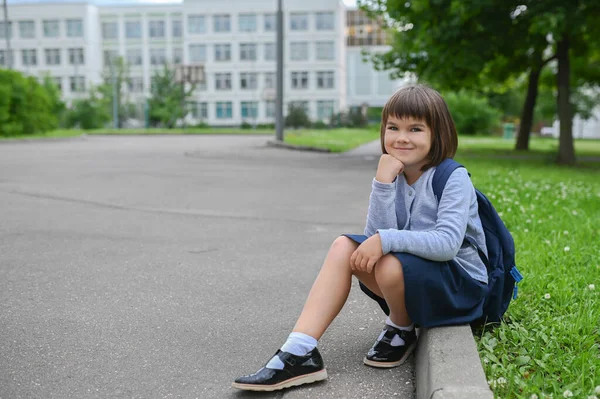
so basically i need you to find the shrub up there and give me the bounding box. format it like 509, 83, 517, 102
444, 90, 502, 135
240, 121, 253, 129
285, 104, 311, 129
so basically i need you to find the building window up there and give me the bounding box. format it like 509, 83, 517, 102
213, 14, 231, 33
216, 101, 233, 119
189, 101, 208, 119
264, 13, 276, 32
265, 100, 275, 118
128, 77, 144, 93
316, 41, 335, 60
102, 21, 118, 39
239, 14, 257, 32
241, 101, 258, 119
150, 48, 167, 66
126, 49, 143, 66
172, 19, 183, 37
45, 48, 61, 66
66, 19, 83, 38
68, 48, 85, 65
43, 20, 59, 38
69, 76, 86, 92
240, 72, 258, 90
240, 43, 257, 61
149, 21, 165, 38
0, 22, 12, 39
264, 72, 275, 89
189, 44, 206, 62
291, 71, 308, 89
317, 71, 334, 89
214, 44, 231, 61
317, 100, 335, 120
0, 50, 13, 66
126, 21, 142, 39
290, 42, 308, 61
104, 49, 118, 67
188, 15, 205, 34
173, 47, 183, 64
316, 12, 334, 30
215, 73, 232, 90
19, 21, 35, 39
290, 13, 308, 31
264, 42, 275, 61
21, 49, 37, 66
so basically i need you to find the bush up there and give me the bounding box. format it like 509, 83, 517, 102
255, 123, 275, 129
312, 120, 329, 129
64, 89, 111, 130
444, 90, 502, 135
240, 121, 253, 129
0, 69, 60, 136
285, 104, 311, 129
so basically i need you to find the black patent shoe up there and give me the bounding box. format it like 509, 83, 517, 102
232, 348, 327, 392
363, 324, 417, 368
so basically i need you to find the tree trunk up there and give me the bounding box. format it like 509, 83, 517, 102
515, 66, 542, 151
556, 35, 576, 165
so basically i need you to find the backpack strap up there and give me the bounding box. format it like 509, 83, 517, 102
432, 158, 464, 202
433, 159, 492, 270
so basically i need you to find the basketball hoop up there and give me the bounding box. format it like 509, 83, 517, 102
261, 88, 276, 101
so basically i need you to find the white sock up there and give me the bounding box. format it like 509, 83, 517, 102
379, 317, 414, 347
266, 332, 318, 370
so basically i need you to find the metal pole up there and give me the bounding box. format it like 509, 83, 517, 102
2, 0, 12, 69
110, 58, 118, 129
275, 0, 284, 141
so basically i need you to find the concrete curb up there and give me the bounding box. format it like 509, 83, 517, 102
416, 326, 493, 399
266, 139, 332, 153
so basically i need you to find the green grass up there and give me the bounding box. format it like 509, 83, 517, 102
459, 155, 600, 398
283, 127, 380, 152
0, 127, 274, 140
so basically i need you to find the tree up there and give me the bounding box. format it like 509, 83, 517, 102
64, 87, 111, 130
285, 104, 311, 129
148, 65, 195, 128
358, 0, 600, 164
98, 56, 136, 128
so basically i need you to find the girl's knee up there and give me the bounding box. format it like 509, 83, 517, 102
374, 255, 404, 287
329, 236, 357, 256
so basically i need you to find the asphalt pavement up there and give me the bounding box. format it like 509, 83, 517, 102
0, 135, 414, 399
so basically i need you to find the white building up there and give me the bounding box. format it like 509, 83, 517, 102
1, 0, 406, 126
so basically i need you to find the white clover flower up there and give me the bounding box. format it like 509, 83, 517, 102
508, 207, 512, 212
572, 210, 578, 215
589, 284, 596, 291
530, 395, 539, 399
595, 385, 600, 394
587, 395, 598, 399
549, 215, 553, 219
496, 377, 507, 385
526, 219, 532, 224
544, 240, 551, 245
563, 390, 573, 398
498, 212, 503, 217
483, 357, 489, 363
563, 231, 569, 235
564, 246, 570, 252
524, 229, 529, 233
544, 293, 551, 299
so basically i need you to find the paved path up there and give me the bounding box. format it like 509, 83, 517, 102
0, 136, 413, 399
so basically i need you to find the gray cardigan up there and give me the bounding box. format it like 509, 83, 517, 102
365, 167, 488, 283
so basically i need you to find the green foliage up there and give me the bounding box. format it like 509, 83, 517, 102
240, 121, 253, 129
148, 65, 194, 128
443, 91, 502, 135
97, 56, 136, 128
64, 88, 111, 130
312, 120, 329, 129
0, 69, 59, 136
285, 104, 311, 129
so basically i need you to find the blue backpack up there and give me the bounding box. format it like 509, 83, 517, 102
432, 158, 523, 324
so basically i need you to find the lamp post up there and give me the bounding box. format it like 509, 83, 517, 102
2, 0, 12, 69
275, 0, 284, 141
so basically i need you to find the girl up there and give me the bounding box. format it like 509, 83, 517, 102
232, 85, 489, 392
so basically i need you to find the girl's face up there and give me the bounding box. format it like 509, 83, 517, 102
384, 115, 432, 171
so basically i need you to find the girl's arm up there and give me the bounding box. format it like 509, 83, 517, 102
364, 178, 398, 237
377, 168, 472, 261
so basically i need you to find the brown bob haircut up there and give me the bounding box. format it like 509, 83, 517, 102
380, 84, 458, 171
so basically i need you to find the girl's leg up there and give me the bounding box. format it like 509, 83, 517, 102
292, 236, 380, 340
373, 254, 412, 326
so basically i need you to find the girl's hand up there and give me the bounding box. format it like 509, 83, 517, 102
375, 154, 405, 183
350, 234, 383, 273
